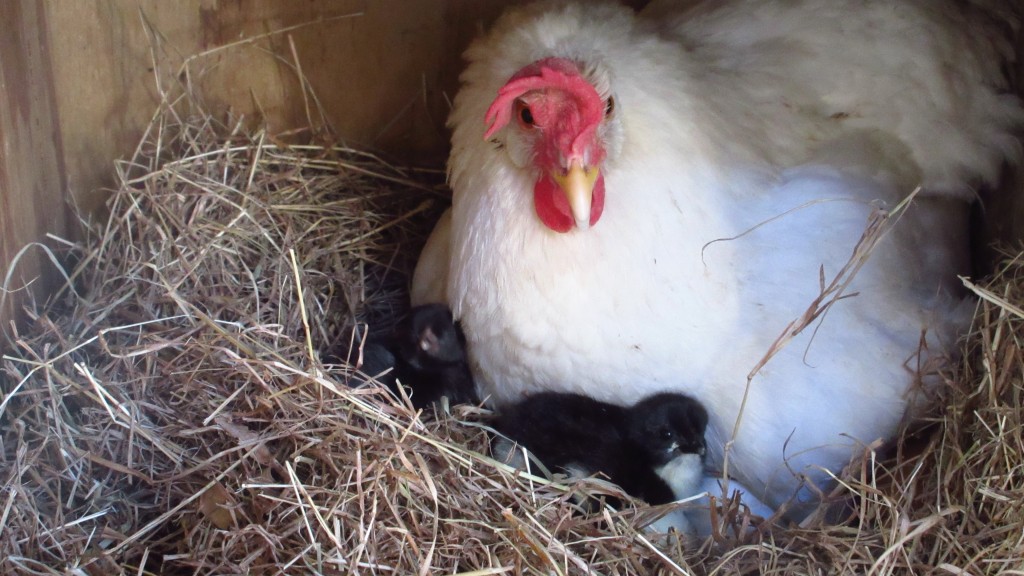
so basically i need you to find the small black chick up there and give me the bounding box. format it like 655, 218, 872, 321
625, 393, 709, 502
492, 391, 708, 506
354, 304, 478, 409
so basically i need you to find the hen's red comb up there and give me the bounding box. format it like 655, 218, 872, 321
484, 57, 604, 142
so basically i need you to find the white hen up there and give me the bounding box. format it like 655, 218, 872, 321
413, 0, 1022, 514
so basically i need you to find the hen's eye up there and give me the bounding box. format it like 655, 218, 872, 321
605, 96, 615, 117
515, 100, 535, 127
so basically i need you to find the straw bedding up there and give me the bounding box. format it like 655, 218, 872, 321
2, 104, 1024, 575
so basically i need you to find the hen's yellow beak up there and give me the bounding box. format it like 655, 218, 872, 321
552, 161, 600, 230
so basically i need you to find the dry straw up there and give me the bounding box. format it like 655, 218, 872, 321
2, 34, 1024, 576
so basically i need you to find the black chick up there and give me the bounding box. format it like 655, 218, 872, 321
354, 304, 478, 409
492, 391, 708, 506
625, 392, 709, 502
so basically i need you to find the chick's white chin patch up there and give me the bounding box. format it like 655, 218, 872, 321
655, 453, 703, 499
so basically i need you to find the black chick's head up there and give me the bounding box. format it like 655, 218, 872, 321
628, 392, 708, 467
394, 304, 467, 371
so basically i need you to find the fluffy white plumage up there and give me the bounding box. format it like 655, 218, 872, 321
413, 0, 1023, 514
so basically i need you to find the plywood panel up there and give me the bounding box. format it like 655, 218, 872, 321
0, 0, 68, 330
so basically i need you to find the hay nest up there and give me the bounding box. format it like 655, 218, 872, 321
2, 104, 1024, 574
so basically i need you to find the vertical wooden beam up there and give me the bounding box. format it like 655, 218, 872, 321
0, 0, 67, 338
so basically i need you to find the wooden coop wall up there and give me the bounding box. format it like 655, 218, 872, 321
0, 0, 1022, 340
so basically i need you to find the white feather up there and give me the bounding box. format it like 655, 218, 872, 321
656, 453, 704, 502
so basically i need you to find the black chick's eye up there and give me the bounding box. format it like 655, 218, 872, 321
660, 430, 674, 441
605, 96, 615, 117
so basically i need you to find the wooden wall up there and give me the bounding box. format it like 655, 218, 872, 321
1, 1, 70, 333
0, 0, 1021, 336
